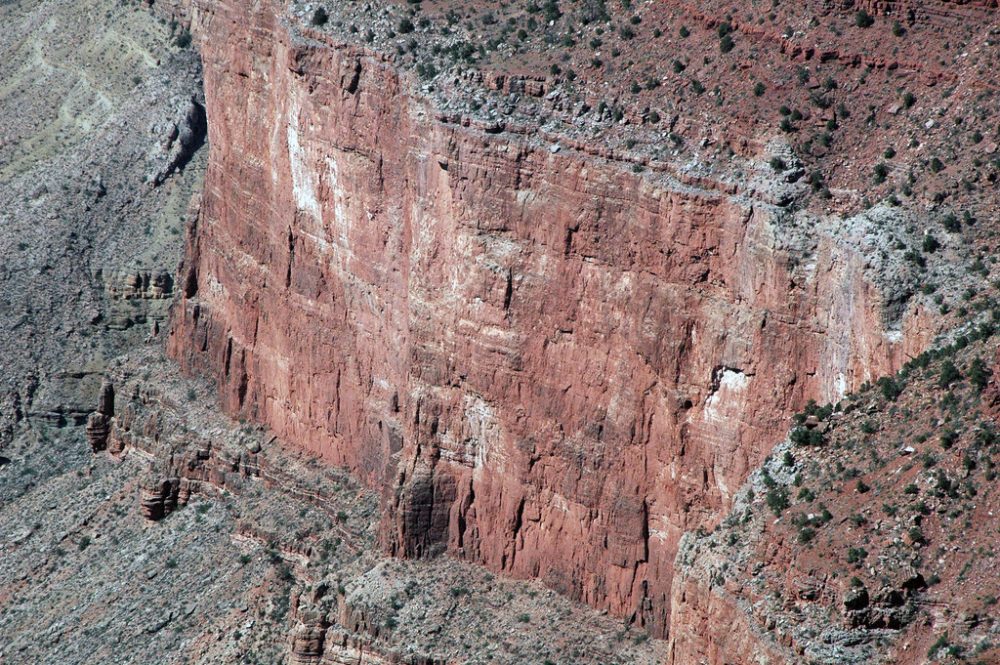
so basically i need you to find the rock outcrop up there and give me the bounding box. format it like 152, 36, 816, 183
166, 0, 936, 635
667, 334, 1000, 663
85, 381, 115, 452
101, 379, 262, 519
146, 96, 207, 187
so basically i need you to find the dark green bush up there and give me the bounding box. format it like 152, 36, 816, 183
791, 427, 825, 446
311, 7, 329, 26
766, 487, 790, 516
969, 356, 991, 392
877, 376, 902, 401
939, 360, 961, 387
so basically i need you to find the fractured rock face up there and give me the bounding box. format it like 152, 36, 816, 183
288, 621, 328, 665
85, 413, 112, 452
85, 381, 115, 452
147, 96, 207, 187
140, 477, 181, 521
165, 0, 934, 636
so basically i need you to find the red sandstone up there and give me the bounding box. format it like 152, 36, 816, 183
167, 0, 969, 640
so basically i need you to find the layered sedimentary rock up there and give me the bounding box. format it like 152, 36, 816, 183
667, 339, 1000, 664
103, 379, 264, 519
85, 381, 115, 452
855, 0, 998, 22
168, 0, 931, 634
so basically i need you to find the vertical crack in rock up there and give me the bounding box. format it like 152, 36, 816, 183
285, 227, 295, 289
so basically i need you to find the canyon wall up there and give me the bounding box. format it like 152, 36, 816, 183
168, 0, 930, 635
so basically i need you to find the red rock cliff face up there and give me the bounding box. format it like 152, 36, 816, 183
169, 0, 930, 636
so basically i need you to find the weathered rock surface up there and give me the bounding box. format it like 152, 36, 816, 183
4, 350, 661, 664
6, 0, 1000, 661
0, 0, 205, 444
667, 337, 1000, 664
168, 0, 935, 635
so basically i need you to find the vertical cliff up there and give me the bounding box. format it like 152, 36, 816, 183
168, 0, 934, 636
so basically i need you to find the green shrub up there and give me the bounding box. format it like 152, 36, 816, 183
969, 356, 991, 392
766, 487, 790, 516
311, 7, 329, 26
542, 0, 561, 22
791, 427, 825, 446
873, 162, 889, 184
904, 249, 926, 268
939, 360, 961, 387
877, 376, 902, 401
